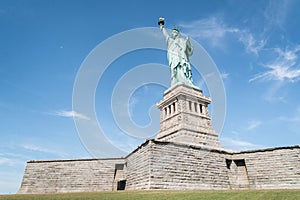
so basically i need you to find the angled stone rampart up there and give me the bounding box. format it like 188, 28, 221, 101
18, 158, 125, 194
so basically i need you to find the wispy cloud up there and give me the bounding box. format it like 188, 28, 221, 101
53, 110, 90, 120
246, 120, 262, 131
0, 152, 27, 167
279, 116, 300, 122
179, 17, 238, 48
179, 17, 265, 54
250, 46, 300, 82
221, 72, 229, 80
21, 144, 68, 157
238, 30, 266, 55
179, 15, 299, 84
220, 137, 263, 150
177, 14, 299, 106
262, 81, 287, 102
179, 17, 239, 38
0, 157, 22, 166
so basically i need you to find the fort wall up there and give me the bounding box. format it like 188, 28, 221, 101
18, 142, 300, 193
230, 146, 300, 189
125, 141, 151, 190
148, 140, 231, 190
18, 158, 125, 194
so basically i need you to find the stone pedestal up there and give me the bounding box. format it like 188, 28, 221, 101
156, 83, 221, 148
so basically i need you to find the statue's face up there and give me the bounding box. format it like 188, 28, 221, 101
172, 30, 179, 38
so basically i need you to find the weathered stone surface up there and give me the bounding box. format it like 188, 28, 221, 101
18, 141, 300, 193
125, 141, 151, 190
125, 141, 300, 190
18, 158, 125, 194
147, 140, 231, 190
230, 146, 300, 189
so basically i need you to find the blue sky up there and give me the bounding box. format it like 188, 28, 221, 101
1, 0, 300, 194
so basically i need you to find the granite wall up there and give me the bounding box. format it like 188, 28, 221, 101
18, 141, 300, 193
148, 140, 231, 190
229, 145, 300, 189
125, 140, 300, 190
125, 141, 151, 190
18, 158, 125, 194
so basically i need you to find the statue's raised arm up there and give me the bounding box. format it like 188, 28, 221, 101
158, 17, 196, 88
158, 18, 169, 41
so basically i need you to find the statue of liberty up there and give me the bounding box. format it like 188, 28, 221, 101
158, 18, 195, 87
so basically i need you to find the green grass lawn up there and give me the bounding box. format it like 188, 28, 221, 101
0, 190, 299, 200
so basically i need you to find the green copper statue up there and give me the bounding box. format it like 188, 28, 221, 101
158, 18, 195, 87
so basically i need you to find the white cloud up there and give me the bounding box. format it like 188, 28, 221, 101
0, 152, 26, 167
220, 137, 263, 150
53, 110, 90, 120
179, 17, 238, 39
0, 157, 21, 166
221, 72, 229, 80
279, 116, 300, 122
246, 120, 262, 131
179, 17, 238, 48
179, 16, 300, 85
21, 144, 68, 157
179, 17, 266, 55
250, 46, 300, 82
262, 81, 287, 102
238, 31, 266, 55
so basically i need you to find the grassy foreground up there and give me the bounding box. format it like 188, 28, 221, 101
0, 190, 299, 200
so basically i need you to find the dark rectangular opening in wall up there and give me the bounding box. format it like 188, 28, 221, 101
115, 164, 124, 170
234, 159, 246, 167
226, 159, 232, 169
173, 102, 176, 112
117, 180, 126, 190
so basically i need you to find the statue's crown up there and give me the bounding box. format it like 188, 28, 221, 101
172, 26, 180, 32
